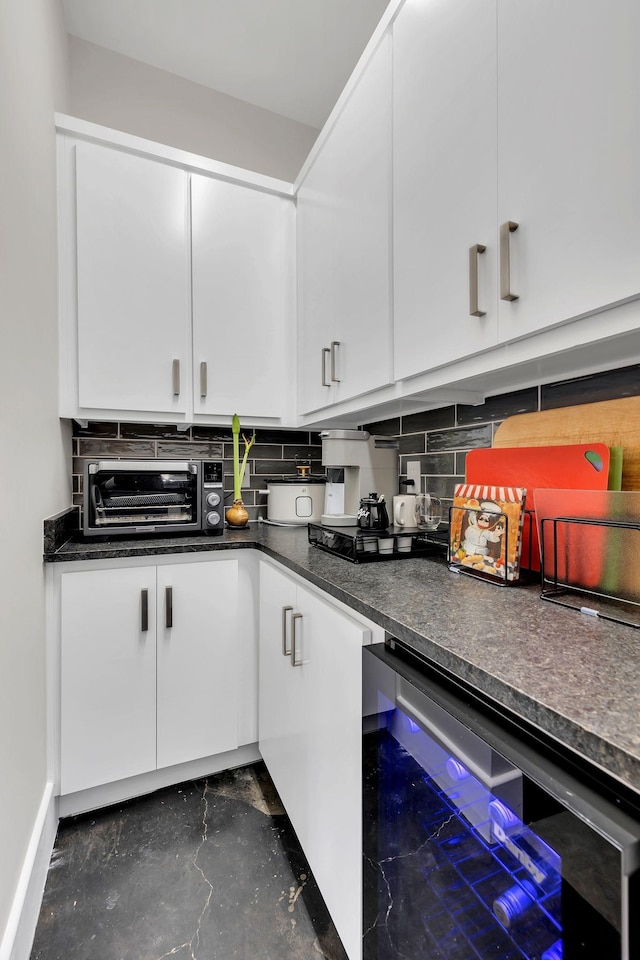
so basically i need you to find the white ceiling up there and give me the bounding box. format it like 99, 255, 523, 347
62, 0, 391, 130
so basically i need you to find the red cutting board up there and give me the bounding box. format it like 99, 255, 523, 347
465, 444, 611, 571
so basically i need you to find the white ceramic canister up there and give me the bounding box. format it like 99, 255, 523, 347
393, 494, 418, 527
265, 478, 326, 524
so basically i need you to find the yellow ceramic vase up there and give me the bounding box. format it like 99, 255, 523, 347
225, 499, 249, 528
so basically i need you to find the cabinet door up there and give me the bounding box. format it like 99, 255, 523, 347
191, 175, 291, 419
156, 559, 239, 769
259, 562, 368, 960
297, 131, 338, 414
393, 0, 498, 380
294, 586, 369, 960
297, 36, 393, 414
60, 566, 157, 794
75, 142, 190, 414
327, 34, 393, 406
497, 0, 640, 342
258, 562, 303, 823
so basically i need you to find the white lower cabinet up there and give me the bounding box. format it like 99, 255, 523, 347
59, 557, 239, 795
56, 548, 379, 957
155, 562, 239, 769
259, 559, 376, 960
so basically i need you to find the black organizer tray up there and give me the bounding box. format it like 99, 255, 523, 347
308, 522, 448, 563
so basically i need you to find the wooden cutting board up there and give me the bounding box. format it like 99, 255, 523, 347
493, 396, 640, 490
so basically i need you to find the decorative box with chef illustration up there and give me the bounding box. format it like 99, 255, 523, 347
449, 484, 527, 583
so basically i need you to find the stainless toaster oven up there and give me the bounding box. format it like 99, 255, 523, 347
83, 460, 224, 537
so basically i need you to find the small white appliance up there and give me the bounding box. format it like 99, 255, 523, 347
264, 465, 326, 524
320, 430, 398, 526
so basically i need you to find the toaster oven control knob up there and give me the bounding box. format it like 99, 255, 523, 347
206, 492, 221, 507
206, 511, 221, 527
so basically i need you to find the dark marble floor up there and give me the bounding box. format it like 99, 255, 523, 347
30, 762, 348, 960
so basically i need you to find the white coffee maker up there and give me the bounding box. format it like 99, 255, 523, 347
320, 430, 398, 526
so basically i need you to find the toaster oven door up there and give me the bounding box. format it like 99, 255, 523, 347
84, 460, 201, 535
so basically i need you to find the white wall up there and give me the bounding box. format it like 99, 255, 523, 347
68, 36, 319, 181
0, 0, 71, 953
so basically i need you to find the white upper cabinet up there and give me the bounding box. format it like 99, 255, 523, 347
296, 136, 337, 415
297, 33, 393, 415
191, 175, 293, 420
496, 0, 640, 343
58, 121, 295, 425
393, 0, 498, 382
393, 0, 640, 388
75, 141, 191, 415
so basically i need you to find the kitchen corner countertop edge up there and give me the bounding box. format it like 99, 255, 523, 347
45, 523, 640, 800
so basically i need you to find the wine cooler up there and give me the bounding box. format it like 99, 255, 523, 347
362, 641, 640, 960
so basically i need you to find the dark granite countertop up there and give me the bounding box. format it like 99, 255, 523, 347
45, 522, 640, 800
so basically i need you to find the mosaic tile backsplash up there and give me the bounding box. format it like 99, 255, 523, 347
72, 424, 324, 524
362, 363, 640, 525
71, 364, 640, 526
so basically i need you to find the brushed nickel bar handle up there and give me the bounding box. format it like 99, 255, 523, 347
291, 613, 304, 666
321, 347, 331, 387
469, 244, 487, 317
165, 586, 173, 629
282, 605, 293, 656
172, 358, 181, 395
330, 341, 341, 382
141, 589, 149, 632
200, 361, 207, 398
500, 221, 519, 301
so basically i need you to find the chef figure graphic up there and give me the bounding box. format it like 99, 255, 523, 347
461, 500, 505, 557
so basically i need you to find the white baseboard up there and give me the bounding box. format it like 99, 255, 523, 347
0, 782, 57, 960
58, 743, 262, 817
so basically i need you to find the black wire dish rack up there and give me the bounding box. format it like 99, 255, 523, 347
539, 514, 640, 629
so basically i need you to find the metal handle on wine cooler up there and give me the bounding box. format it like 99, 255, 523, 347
291, 613, 303, 666
282, 605, 293, 656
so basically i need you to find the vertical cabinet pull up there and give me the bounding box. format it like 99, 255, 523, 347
330, 341, 341, 383
165, 586, 173, 629
469, 244, 487, 317
291, 613, 304, 667
321, 347, 331, 387
172, 359, 181, 396
500, 221, 519, 301
200, 361, 208, 398
281, 605, 293, 656
141, 588, 149, 632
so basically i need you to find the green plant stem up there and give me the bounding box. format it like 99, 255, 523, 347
232, 415, 241, 500
238, 432, 256, 495
231, 414, 255, 501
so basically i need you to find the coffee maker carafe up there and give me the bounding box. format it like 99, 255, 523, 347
357, 493, 389, 530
